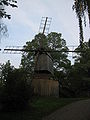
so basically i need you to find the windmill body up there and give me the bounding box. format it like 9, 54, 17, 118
32, 48, 59, 96
34, 48, 53, 75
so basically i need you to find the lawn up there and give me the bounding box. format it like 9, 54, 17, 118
0, 97, 84, 120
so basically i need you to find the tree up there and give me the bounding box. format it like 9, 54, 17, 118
0, 60, 32, 111
0, 60, 14, 83
0, 0, 17, 19
73, 0, 90, 46
21, 32, 71, 83
47, 32, 71, 72
74, 40, 90, 77
67, 40, 90, 97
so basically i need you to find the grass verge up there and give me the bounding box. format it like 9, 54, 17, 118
0, 97, 86, 120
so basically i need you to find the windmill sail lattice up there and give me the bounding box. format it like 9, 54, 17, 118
39, 17, 52, 35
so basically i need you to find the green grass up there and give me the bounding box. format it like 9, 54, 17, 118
0, 97, 86, 120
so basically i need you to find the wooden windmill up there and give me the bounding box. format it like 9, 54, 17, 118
32, 17, 59, 96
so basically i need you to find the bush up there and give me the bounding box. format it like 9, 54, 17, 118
0, 68, 33, 111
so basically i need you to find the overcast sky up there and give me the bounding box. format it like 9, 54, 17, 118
0, 0, 90, 67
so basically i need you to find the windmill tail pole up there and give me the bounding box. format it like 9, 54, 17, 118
39, 17, 48, 48
42, 17, 48, 34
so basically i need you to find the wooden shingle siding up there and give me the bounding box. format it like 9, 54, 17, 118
35, 53, 53, 75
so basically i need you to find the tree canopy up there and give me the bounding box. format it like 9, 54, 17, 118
0, 0, 17, 19
67, 40, 90, 96
21, 32, 71, 79
74, 40, 90, 78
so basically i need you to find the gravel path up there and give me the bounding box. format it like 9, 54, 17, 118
43, 99, 90, 120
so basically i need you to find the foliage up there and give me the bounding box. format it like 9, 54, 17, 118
0, 60, 32, 111
0, 0, 17, 19
74, 41, 90, 78
73, 0, 90, 46
74, 41, 90, 61
67, 41, 90, 96
21, 32, 71, 80
47, 32, 71, 72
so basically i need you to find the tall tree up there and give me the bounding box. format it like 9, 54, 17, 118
73, 0, 90, 47
21, 32, 71, 80
67, 40, 90, 96
0, 60, 32, 110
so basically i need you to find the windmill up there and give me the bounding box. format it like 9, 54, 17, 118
31, 17, 59, 96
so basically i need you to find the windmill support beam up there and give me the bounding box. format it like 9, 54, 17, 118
42, 17, 48, 34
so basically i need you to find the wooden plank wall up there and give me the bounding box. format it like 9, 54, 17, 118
32, 78, 59, 97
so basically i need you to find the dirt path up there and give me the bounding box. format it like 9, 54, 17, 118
43, 99, 90, 120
